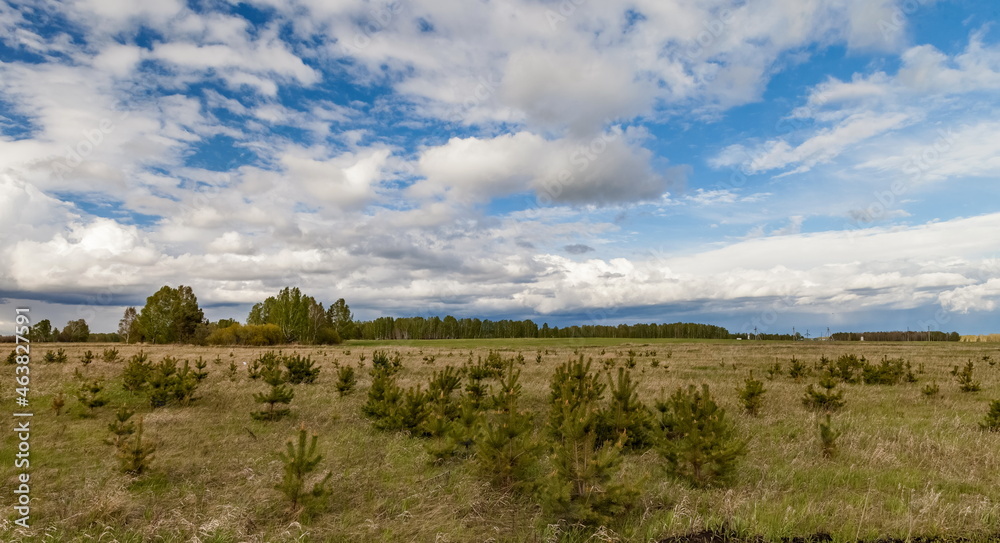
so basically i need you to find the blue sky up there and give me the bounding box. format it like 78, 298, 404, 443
1, 0, 999, 336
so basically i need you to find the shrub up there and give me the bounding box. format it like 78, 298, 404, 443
426, 399, 479, 463
737, 372, 766, 416
802, 376, 846, 412
397, 385, 431, 435
276, 424, 332, 517
655, 384, 746, 487
980, 400, 1000, 432
102, 348, 119, 363
284, 353, 320, 384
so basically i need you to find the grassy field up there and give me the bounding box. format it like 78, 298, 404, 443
2, 339, 999, 542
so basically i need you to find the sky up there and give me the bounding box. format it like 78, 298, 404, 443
1, 0, 999, 337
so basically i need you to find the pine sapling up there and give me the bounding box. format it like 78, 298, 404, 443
80, 350, 95, 366
655, 384, 746, 487
106, 405, 136, 447
802, 375, 846, 412
818, 414, 840, 459
475, 363, 539, 490
788, 357, 809, 380
737, 371, 766, 416
193, 357, 209, 381
956, 360, 980, 392
980, 400, 1000, 432
334, 364, 357, 396
542, 373, 635, 525
276, 424, 333, 516
284, 353, 320, 384
597, 367, 652, 451
76, 380, 108, 414
252, 363, 294, 421
921, 382, 940, 399
102, 348, 119, 363
117, 416, 155, 475
122, 351, 152, 393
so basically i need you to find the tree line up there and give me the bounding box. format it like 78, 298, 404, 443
355, 317, 732, 340
830, 331, 961, 342
13, 284, 961, 345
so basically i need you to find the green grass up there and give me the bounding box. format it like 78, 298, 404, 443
2, 340, 999, 542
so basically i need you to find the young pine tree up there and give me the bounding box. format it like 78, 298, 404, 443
655, 384, 746, 488
117, 416, 156, 476
362, 362, 403, 430
980, 400, 1000, 432
818, 414, 840, 459
596, 367, 653, 451
474, 363, 540, 491
106, 405, 136, 448
252, 362, 294, 421
956, 360, 981, 392
276, 424, 333, 518
737, 371, 766, 416
548, 355, 606, 442
802, 375, 846, 412
334, 364, 357, 396
541, 359, 635, 526
76, 380, 108, 414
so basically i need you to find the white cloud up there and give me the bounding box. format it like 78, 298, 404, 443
410, 129, 680, 206
713, 111, 911, 174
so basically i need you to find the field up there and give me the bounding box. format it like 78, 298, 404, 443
3, 339, 1000, 542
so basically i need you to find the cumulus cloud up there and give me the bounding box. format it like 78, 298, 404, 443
410, 129, 681, 206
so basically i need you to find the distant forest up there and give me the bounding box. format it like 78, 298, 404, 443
3, 284, 964, 344
356, 317, 732, 340
830, 331, 961, 342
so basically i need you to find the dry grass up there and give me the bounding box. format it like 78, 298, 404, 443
2, 339, 999, 542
